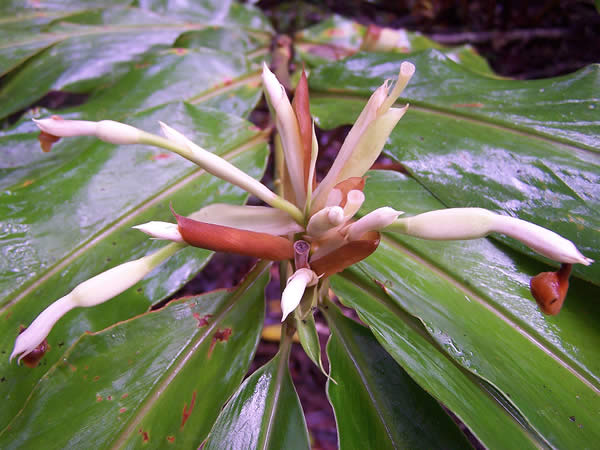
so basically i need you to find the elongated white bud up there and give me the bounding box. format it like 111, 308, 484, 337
281, 268, 319, 322
346, 207, 402, 241
492, 215, 593, 265
306, 206, 345, 237
33, 118, 142, 144
10, 244, 182, 363
343, 190, 366, 219
159, 122, 277, 205
379, 61, 416, 113
386, 208, 593, 265
133, 221, 184, 242
311, 84, 388, 212
262, 63, 306, 206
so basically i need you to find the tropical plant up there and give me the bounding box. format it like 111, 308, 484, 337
1, 2, 598, 449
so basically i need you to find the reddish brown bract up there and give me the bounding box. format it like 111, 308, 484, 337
173, 210, 294, 261
311, 231, 380, 278
530, 263, 572, 315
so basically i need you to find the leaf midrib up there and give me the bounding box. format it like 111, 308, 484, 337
311, 92, 599, 155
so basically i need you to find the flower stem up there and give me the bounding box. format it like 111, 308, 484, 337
139, 131, 304, 224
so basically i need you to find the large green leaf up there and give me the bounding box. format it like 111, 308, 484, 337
0, 260, 269, 449
309, 50, 600, 282
0, 102, 270, 430
330, 169, 600, 448
204, 337, 310, 450
322, 301, 470, 449
0, 1, 271, 120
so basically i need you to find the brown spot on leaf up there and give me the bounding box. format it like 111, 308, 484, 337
150, 153, 171, 160
121, 393, 129, 399
167, 436, 175, 444
138, 428, 150, 442
180, 391, 197, 429
222, 77, 233, 86
93, 376, 100, 382
171, 47, 187, 55
207, 328, 232, 358
107, 395, 112, 401
119, 407, 127, 414
21, 179, 34, 187
192, 313, 212, 328
96, 395, 103, 402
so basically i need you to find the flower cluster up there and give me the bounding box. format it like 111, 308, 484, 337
11, 62, 592, 365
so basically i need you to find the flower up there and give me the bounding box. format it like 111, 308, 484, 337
12, 59, 593, 363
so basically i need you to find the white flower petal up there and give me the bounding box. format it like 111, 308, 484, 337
190, 204, 304, 235
346, 207, 402, 241
133, 221, 184, 242
386, 208, 593, 265
281, 268, 318, 322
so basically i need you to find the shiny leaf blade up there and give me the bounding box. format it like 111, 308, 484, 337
322, 302, 470, 449
204, 339, 310, 450
0, 261, 269, 449
0, 102, 269, 430
334, 237, 600, 448
362, 170, 600, 386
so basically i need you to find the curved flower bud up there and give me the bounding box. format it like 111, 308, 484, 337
281, 268, 319, 322
10, 244, 182, 363
306, 206, 345, 238
345, 207, 402, 241
386, 208, 593, 265
133, 221, 184, 242
33, 117, 142, 144
343, 190, 366, 219
311, 62, 414, 213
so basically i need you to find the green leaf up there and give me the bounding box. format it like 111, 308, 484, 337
0, 260, 269, 448
0, 102, 269, 430
79, 48, 263, 119
322, 301, 470, 449
309, 50, 600, 282
362, 170, 600, 385
0, 2, 271, 120
330, 170, 600, 448
295, 310, 327, 377
204, 336, 310, 450
330, 274, 542, 449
